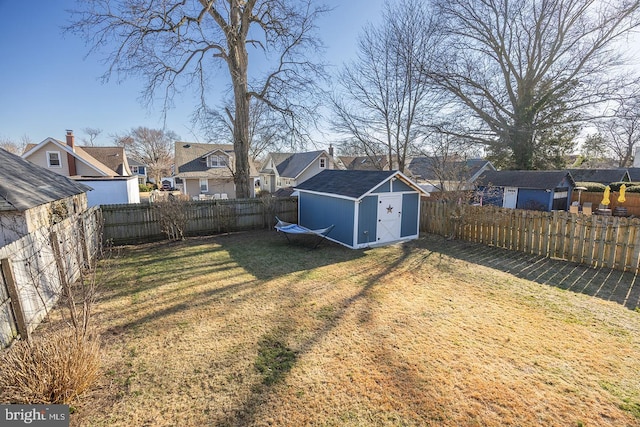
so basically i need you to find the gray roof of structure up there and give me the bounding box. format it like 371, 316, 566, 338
568, 169, 629, 184
626, 168, 640, 181
0, 148, 92, 211
295, 169, 399, 199
477, 170, 575, 189
276, 151, 325, 178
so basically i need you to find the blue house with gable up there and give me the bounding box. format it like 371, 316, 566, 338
294, 170, 428, 249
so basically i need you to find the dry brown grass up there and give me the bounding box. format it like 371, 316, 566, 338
0, 329, 101, 404
57, 231, 640, 426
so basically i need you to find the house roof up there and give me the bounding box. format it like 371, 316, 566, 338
295, 169, 424, 199
406, 158, 492, 181
278, 150, 327, 178
261, 151, 328, 179
568, 169, 629, 184
127, 158, 147, 167
0, 148, 92, 212
260, 153, 292, 174
81, 146, 132, 176
24, 139, 121, 177
626, 168, 640, 181
477, 170, 575, 189
174, 142, 259, 178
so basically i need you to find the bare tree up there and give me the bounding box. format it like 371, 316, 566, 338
81, 127, 103, 146
331, 0, 446, 173
426, 0, 640, 170
197, 97, 288, 161
0, 138, 23, 155
596, 86, 640, 167
68, 0, 328, 198
114, 127, 177, 185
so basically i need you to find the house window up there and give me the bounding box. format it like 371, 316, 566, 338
47, 151, 61, 168
131, 166, 138, 174
319, 157, 326, 169
199, 178, 208, 193
207, 155, 227, 168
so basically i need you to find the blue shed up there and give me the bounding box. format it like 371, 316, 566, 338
294, 170, 427, 249
476, 170, 575, 211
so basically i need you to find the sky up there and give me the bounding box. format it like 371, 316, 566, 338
0, 0, 385, 147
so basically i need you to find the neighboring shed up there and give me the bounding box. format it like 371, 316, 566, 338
294, 170, 427, 249
568, 169, 629, 185
477, 170, 575, 211
0, 148, 91, 246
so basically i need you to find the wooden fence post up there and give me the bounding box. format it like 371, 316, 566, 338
1, 258, 30, 341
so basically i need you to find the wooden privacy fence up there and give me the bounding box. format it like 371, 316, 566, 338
421, 201, 640, 274
0, 207, 101, 348
571, 191, 640, 217
101, 197, 298, 244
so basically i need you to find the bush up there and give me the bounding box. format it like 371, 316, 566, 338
609, 182, 631, 191
139, 184, 154, 192
626, 185, 640, 193
0, 329, 101, 404
575, 182, 606, 192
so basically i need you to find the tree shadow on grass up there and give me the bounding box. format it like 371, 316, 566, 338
213, 233, 417, 426
418, 234, 640, 310
220, 229, 366, 280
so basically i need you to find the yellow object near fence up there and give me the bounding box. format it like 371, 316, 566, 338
618, 184, 626, 203
601, 185, 611, 206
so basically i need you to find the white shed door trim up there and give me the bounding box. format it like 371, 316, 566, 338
503, 187, 518, 209
376, 194, 402, 243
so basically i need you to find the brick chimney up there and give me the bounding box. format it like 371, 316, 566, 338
66, 130, 77, 176
328, 143, 334, 157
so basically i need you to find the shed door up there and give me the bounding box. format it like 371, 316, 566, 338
377, 194, 402, 243
503, 187, 518, 209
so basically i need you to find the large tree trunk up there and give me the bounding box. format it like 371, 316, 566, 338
228, 4, 252, 200
233, 83, 251, 198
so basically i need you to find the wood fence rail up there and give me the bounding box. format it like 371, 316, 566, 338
101, 197, 298, 244
420, 200, 640, 274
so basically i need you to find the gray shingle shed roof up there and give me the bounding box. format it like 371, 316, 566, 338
295, 169, 401, 199
477, 170, 575, 189
0, 148, 92, 211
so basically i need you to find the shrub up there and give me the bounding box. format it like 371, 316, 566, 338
609, 182, 630, 191
0, 329, 101, 404
626, 185, 640, 193
575, 182, 606, 192
139, 184, 154, 192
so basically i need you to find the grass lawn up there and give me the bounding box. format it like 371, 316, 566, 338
64, 230, 640, 426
